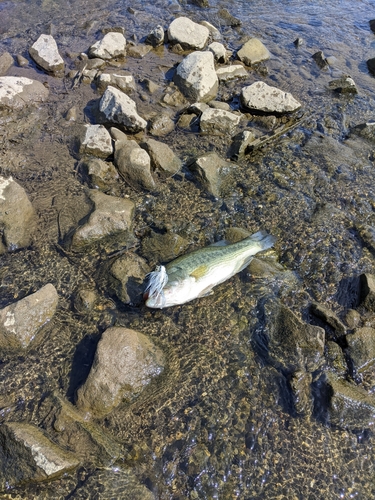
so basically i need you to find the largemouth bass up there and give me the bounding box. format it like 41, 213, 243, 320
144, 230, 276, 309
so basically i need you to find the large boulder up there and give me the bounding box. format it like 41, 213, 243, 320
99, 86, 147, 132
173, 51, 218, 103
76, 327, 165, 416
167, 17, 209, 50
114, 139, 155, 190
29, 34, 64, 75
0, 77, 49, 110
241, 81, 301, 114
88, 32, 126, 60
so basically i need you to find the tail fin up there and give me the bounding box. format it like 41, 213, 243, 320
248, 230, 276, 250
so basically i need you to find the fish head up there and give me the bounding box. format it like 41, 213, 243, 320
145, 279, 190, 309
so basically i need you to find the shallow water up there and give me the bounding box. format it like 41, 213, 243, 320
1, 0, 375, 498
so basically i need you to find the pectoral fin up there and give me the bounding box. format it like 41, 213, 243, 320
190, 264, 208, 280
198, 286, 214, 298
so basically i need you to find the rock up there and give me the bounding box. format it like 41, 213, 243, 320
76, 327, 165, 416
216, 64, 247, 82
218, 8, 241, 27
16, 54, 29, 67
29, 34, 64, 75
229, 130, 256, 159
0, 176, 36, 254
108, 253, 149, 305
200, 21, 221, 41
99, 86, 147, 132
140, 138, 182, 177
88, 32, 126, 60
0, 284, 58, 350
188, 153, 233, 198
346, 327, 375, 375
141, 231, 190, 263
370, 19, 375, 33
248, 257, 287, 278
0, 76, 49, 110
312, 50, 328, 69
114, 139, 155, 190
79, 124, 113, 158
82, 158, 119, 191
290, 370, 313, 417
325, 341, 347, 377
0, 422, 79, 488
0, 52, 13, 75
237, 38, 270, 66
146, 25, 165, 47
142, 78, 159, 94
74, 288, 99, 313
360, 273, 375, 311
149, 113, 175, 137
71, 190, 134, 249
65, 106, 78, 121
241, 81, 301, 114
208, 42, 228, 63
329, 75, 357, 94
162, 86, 188, 107
294, 37, 304, 47
110, 127, 128, 143
345, 309, 361, 330
167, 17, 209, 50
351, 122, 375, 142
96, 72, 136, 93
173, 51, 218, 103
310, 302, 346, 334
367, 57, 375, 76
200, 108, 240, 135
127, 44, 152, 59
208, 100, 231, 111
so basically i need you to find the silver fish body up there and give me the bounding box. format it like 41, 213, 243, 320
144, 230, 276, 309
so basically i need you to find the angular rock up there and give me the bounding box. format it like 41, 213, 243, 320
0, 76, 49, 110
76, 327, 165, 416
140, 138, 182, 178
218, 8, 241, 27
329, 75, 357, 94
146, 25, 165, 47
173, 51, 218, 103
237, 38, 270, 66
208, 42, 228, 63
216, 64, 247, 82
88, 32, 126, 60
325, 341, 347, 377
0, 283, 58, 350
127, 44, 152, 59
351, 122, 375, 142
99, 86, 147, 132
162, 87, 188, 107
96, 71, 136, 93
0, 422, 79, 488
108, 253, 149, 305
82, 158, 119, 191
0, 52, 13, 75
367, 57, 375, 76
346, 327, 375, 375
29, 34, 64, 75
229, 130, 256, 159
149, 113, 175, 136
200, 108, 240, 136
241, 81, 301, 114
141, 231, 190, 263
168, 17, 209, 50
360, 273, 375, 311
200, 21, 221, 41
189, 152, 233, 198
0, 176, 36, 254
310, 302, 346, 334
114, 139, 155, 190
345, 309, 361, 330
290, 370, 313, 417
312, 50, 328, 69
79, 124, 113, 158
71, 190, 134, 249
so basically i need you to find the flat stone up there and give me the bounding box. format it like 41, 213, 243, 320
0, 283, 58, 350
29, 34, 64, 75
114, 139, 155, 190
200, 108, 240, 136
79, 124, 113, 158
237, 38, 270, 65
127, 44, 153, 59
88, 32, 126, 60
0, 52, 13, 75
99, 85, 147, 132
216, 64, 247, 81
168, 17, 209, 50
0, 76, 49, 110
96, 72, 136, 93
140, 138, 182, 177
241, 81, 301, 114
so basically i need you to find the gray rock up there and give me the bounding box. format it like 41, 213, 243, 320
71, 190, 134, 249
149, 113, 175, 136
329, 75, 358, 94
114, 139, 155, 190
0, 76, 49, 110
108, 253, 149, 304
360, 273, 375, 311
146, 25, 165, 47
0, 52, 13, 75
82, 158, 119, 191
16, 54, 29, 67
229, 130, 256, 159
0, 283, 58, 350
99, 86, 147, 132
218, 8, 241, 27
141, 231, 190, 263
127, 44, 153, 59
88, 32, 126, 60
310, 302, 346, 334
216, 64, 247, 82
0, 176, 36, 254
162, 87, 188, 107
290, 370, 313, 417
96, 72, 136, 93
200, 107, 240, 135
0, 422, 79, 488
79, 124, 113, 158
241, 81, 301, 114
237, 38, 270, 65
312, 50, 328, 69
200, 21, 221, 41
208, 42, 228, 63
346, 327, 375, 375
173, 51, 218, 103
208, 100, 231, 111
140, 138, 182, 177
351, 122, 375, 142
345, 309, 361, 330
65, 106, 78, 121
189, 152, 233, 198
76, 327, 165, 416
29, 34, 64, 75
168, 17, 209, 50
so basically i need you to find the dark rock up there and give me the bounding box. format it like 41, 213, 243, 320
325, 341, 347, 377
229, 130, 256, 159
360, 273, 375, 312
290, 370, 313, 417
74, 289, 99, 313
218, 8, 241, 27
370, 19, 375, 33
367, 57, 375, 76
328, 75, 357, 94
346, 327, 375, 375
82, 158, 119, 192
311, 302, 346, 334
293, 38, 304, 47
108, 253, 149, 305
141, 231, 190, 263
146, 25, 165, 47
312, 51, 328, 69
351, 123, 375, 142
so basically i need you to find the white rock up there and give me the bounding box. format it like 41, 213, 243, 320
0, 76, 48, 110
79, 124, 113, 158
200, 108, 240, 135
216, 64, 248, 81
237, 38, 270, 66
96, 72, 136, 93
88, 32, 126, 60
99, 86, 147, 132
200, 21, 221, 41
208, 42, 228, 63
168, 17, 209, 50
114, 140, 155, 190
29, 34, 64, 75
241, 81, 301, 113
173, 51, 218, 103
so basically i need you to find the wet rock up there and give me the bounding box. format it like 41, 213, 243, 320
200, 21, 221, 41
312, 50, 328, 69
325, 341, 347, 377
0, 283, 58, 350
65, 106, 78, 121
208, 42, 228, 63
127, 44, 152, 59
209, 100, 231, 111
0, 76, 49, 110
29, 34, 64, 75
108, 253, 149, 305
310, 302, 346, 334
173, 51, 218, 103
367, 57, 375, 76
114, 139, 155, 190
345, 309, 361, 330
167, 17, 209, 50
0, 176, 36, 254
79, 124, 113, 158
71, 190, 134, 249
370, 19, 375, 33
76, 327, 165, 416
82, 158, 119, 191
200, 108, 240, 136
74, 288, 99, 313
241, 81, 301, 114
99, 86, 147, 132
146, 25, 165, 47
0, 422, 79, 488
360, 273, 375, 312
88, 32, 126, 60
96, 72, 136, 93
237, 38, 270, 66
218, 8, 241, 27
350, 122, 375, 142
149, 113, 175, 136
142, 78, 159, 94
229, 130, 256, 159
294, 37, 304, 47
329, 75, 358, 94
248, 257, 287, 278
188, 152, 233, 198
141, 231, 190, 263
162, 86, 188, 107
290, 370, 313, 417
346, 327, 375, 376
140, 138, 182, 178
216, 64, 247, 82
16, 54, 29, 67
0, 52, 13, 75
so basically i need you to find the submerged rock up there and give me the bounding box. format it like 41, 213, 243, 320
79, 124, 113, 158
360, 273, 375, 312
146, 25, 165, 47
29, 34, 64, 75
229, 130, 256, 159
367, 57, 375, 76
141, 231, 190, 263
140, 138, 182, 178
114, 139, 155, 190
167, 17, 209, 50
99, 86, 147, 132
351, 122, 375, 142
310, 302, 346, 335
241, 81, 301, 114
312, 50, 328, 69
0, 76, 48, 110
237, 38, 270, 65
189, 152, 234, 198
329, 75, 358, 94
108, 253, 149, 305
76, 327, 165, 416
290, 370, 313, 417
149, 113, 175, 137
0, 283, 58, 350
88, 32, 126, 60
346, 327, 375, 376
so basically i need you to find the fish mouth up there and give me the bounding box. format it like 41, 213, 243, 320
145, 290, 166, 309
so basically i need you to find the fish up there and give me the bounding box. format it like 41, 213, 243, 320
144, 230, 276, 309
